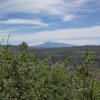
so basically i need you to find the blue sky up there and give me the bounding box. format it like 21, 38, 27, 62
0, 0, 100, 46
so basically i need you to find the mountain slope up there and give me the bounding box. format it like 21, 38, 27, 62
33, 42, 75, 48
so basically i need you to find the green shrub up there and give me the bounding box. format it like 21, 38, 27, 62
0, 44, 100, 100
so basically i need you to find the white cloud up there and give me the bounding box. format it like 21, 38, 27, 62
0, 0, 64, 15
75, 0, 88, 5
0, 0, 96, 21
0, 19, 48, 27
8, 26, 100, 45
0, 29, 12, 33
63, 15, 75, 22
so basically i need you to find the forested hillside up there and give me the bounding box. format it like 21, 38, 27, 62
31, 46, 100, 68
0, 42, 100, 100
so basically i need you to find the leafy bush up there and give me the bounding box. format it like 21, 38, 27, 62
0, 43, 100, 100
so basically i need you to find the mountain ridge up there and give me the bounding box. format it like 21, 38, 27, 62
33, 42, 75, 48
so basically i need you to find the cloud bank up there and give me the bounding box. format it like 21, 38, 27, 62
0, 25, 99, 46
0, 0, 100, 45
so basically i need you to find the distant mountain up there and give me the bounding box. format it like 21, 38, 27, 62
33, 42, 75, 48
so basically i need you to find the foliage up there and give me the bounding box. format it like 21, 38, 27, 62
0, 43, 100, 100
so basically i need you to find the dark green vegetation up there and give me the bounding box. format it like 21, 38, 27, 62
0, 42, 100, 100
32, 46, 100, 67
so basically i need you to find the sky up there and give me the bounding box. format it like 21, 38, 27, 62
0, 0, 100, 46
